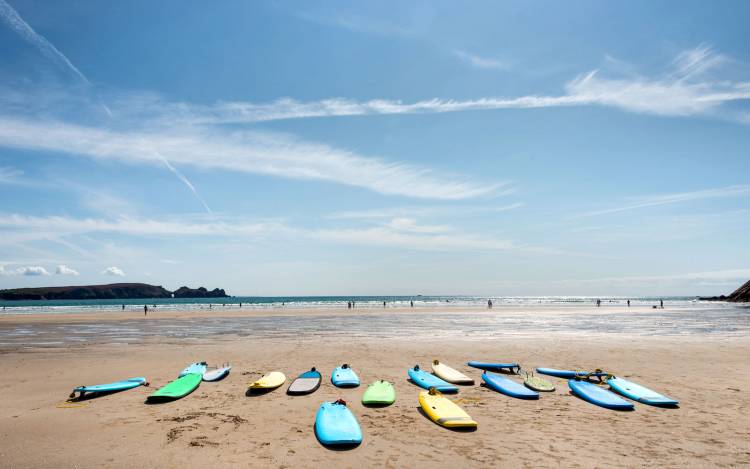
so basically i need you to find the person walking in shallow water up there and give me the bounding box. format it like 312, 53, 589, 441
660, 299, 664, 308
487, 299, 493, 309
144, 305, 148, 316
627, 299, 630, 307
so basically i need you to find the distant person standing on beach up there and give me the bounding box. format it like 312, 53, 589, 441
144, 305, 148, 316
660, 299, 664, 308
488, 299, 493, 309
410, 300, 414, 308
122, 304, 125, 310
596, 299, 601, 307
627, 299, 630, 307
383, 301, 386, 308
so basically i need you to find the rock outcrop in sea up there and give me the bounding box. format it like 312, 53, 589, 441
700, 279, 750, 302
172, 286, 229, 298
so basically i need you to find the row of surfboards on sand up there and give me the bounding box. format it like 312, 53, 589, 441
68, 359, 678, 447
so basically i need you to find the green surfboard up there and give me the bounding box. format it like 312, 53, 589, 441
147, 373, 202, 402
362, 380, 396, 406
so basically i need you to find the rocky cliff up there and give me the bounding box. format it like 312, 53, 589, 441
700, 279, 750, 302
0, 283, 172, 301
173, 286, 229, 298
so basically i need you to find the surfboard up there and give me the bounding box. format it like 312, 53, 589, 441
202, 365, 231, 382
537, 367, 608, 379
419, 388, 477, 429
147, 373, 202, 402
467, 361, 520, 373
408, 365, 459, 393
431, 360, 474, 385
362, 380, 396, 406
248, 371, 286, 390
287, 368, 322, 395
524, 374, 555, 392
568, 379, 634, 410
607, 377, 678, 406
179, 362, 207, 377
482, 372, 539, 399
331, 364, 360, 388
315, 400, 362, 446
70, 377, 147, 399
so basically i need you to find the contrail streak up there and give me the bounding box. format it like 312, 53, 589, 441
0, 0, 90, 84
154, 151, 212, 214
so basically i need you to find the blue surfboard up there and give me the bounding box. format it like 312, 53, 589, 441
607, 377, 678, 406
568, 379, 634, 410
179, 362, 207, 377
71, 377, 147, 399
482, 372, 539, 400
407, 365, 458, 393
468, 361, 520, 373
315, 400, 362, 446
537, 367, 608, 379
331, 364, 360, 387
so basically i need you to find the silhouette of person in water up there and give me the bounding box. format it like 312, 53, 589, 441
596, 299, 601, 307
488, 299, 493, 309
627, 299, 630, 307
122, 304, 125, 310
144, 305, 148, 316
660, 299, 664, 308
410, 300, 414, 308
383, 301, 386, 308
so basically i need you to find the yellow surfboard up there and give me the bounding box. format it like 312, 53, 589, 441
248, 371, 286, 390
419, 388, 478, 428
431, 360, 475, 385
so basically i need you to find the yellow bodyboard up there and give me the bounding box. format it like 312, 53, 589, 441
419, 389, 477, 428
248, 371, 286, 389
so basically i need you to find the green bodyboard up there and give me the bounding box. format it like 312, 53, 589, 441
362, 380, 396, 405
524, 375, 555, 392
147, 373, 202, 401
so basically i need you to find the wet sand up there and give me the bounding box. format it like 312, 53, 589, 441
0, 308, 748, 468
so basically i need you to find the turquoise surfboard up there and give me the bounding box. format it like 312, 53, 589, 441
537, 367, 608, 379
568, 379, 634, 410
407, 365, 458, 393
607, 377, 678, 406
315, 400, 362, 446
179, 362, 207, 377
331, 364, 360, 387
71, 377, 146, 399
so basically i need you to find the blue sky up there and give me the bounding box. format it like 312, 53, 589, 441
1, 0, 749, 295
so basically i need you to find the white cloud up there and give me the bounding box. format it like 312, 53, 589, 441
102, 266, 125, 276
576, 184, 750, 217
16, 265, 50, 276
0, 166, 23, 184
0, 116, 500, 200
327, 203, 523, 220
453, 50, 509, 70
55, 264, 79, 275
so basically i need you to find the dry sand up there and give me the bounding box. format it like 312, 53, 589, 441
0, 309, 748, 468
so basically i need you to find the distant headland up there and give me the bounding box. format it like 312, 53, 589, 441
0, 283, 229, 301
700, 279, 750, 302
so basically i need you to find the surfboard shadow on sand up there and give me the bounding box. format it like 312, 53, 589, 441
416, 407, 477, 433
313, 425, 362, 451
68, 388, 136, 402
245, 387, 279, 397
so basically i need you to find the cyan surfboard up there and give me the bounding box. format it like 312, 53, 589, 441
607, 377, 678, 406
71, 377, 147, 399
537, 367, 608, 379
482, 372, 539, 400
331, 364, 360, 387
468, 361, 520, 373
315, 400, 362, 446
407, 365, 458, 393
568, 379, 634, 410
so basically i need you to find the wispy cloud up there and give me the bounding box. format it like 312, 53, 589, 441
153, 151, 212, 214
452, 50, 509, 70
0, 116, 500, 200
137, 45, 749, 125
327, 203, 523, 220
55, 264, 79, 275
0, 166, 23, 184
0, 0, 90, 84
576, 185, 750, 217
102, 266, 124, 276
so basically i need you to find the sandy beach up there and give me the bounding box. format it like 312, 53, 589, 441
0, 306, 749, 468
